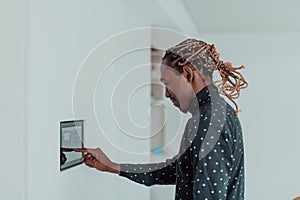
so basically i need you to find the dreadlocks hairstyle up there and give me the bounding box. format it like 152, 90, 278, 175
162, 39, 248, 116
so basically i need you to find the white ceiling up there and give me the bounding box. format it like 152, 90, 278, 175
183, 0, 300, 33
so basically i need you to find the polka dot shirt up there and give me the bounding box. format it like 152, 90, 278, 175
119, 85, 245, 200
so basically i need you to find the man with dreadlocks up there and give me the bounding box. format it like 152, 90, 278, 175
76, 39, 248, 200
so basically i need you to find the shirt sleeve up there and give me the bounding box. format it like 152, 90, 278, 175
119, 156, 177, 187
118, 118, 195, 187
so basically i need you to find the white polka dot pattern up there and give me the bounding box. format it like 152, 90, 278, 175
119, 85, 245, 200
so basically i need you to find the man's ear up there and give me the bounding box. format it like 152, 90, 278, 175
182, 65, 194, 82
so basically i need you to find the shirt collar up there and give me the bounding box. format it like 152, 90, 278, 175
188, 84, 219, 115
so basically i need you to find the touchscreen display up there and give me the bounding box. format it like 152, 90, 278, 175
60, 120, 84, 171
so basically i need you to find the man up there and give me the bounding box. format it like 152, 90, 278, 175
76, 39, 248, 199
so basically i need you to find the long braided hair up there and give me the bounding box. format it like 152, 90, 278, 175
162, 39, 248, 115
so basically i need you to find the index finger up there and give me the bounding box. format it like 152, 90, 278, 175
74, 148, 88, 152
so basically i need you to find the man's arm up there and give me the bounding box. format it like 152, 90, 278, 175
118, 156, 177, 186
118, 117, 197, 187
75, 148, 177, 186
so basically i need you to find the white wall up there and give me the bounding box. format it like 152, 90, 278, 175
26, 1, 147, 200
199, 32, 300, 200
1, 0, 186, 199
25, 1, 180, 200
0, 0, 27, 199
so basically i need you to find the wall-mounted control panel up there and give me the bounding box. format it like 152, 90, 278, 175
60, 120, 84, 171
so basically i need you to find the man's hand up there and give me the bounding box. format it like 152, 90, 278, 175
74, 148, 120, 174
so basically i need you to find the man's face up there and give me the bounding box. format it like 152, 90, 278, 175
160, 60, 195, 113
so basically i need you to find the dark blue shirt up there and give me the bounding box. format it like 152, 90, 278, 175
119, 85, 245, 200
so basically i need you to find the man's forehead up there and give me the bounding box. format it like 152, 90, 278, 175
160, 64, 177, 82
160, 64, 171, 74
